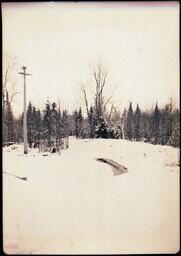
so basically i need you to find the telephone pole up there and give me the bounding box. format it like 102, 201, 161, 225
19, 66, 31, 154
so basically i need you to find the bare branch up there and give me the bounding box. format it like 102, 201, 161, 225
99, 71, 108, 105
3, 55, 20, 104
112, 105, 126, 139
103, 82, 118, 113
109, 104, 114, 120
9, 92, 21, 104
82, 61, 115, 120
103, 93, 113, 112
112, 105, 120, 119
82, 88, 89, 119
3, 64, 10, 91
93, 70, 100, 98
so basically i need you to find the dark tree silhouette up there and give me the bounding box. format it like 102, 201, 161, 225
126, 102, 134, 140
134, 104, 141, 141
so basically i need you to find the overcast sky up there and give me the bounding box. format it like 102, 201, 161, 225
2, 2, 179, 117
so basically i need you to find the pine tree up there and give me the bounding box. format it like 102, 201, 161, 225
126, 102, 134, 140
134, 104, 141, 141
169, 108, 180, 147
31, 106, 37, 145
139, 111, 151, 142
43, 101, 52, 147
35, 109, 42, 147
89, 106, 95, 138
27, 102, 33, 147
108, 122, 121, 139
73, 110, 78, 138
77, 107, 83, 138
95, 116, 109, 138
51, 102, 58, 141
57, 107, 63, 142
62, 110, 69, 137
14, 114, 23, 143
159, 103, 173, 145
165, 101, 173, 145
152, 103, 160, 144
62, 109, 69, 149
120, 108, 127, 139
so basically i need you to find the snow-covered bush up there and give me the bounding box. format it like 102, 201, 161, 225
108, 123, 122, 139
94, 116, 109, 138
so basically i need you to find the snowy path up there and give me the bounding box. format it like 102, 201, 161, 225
3, 138, 180, 254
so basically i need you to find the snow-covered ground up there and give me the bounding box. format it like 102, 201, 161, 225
3, 138, 180, 254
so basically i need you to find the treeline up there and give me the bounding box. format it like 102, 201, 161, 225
2, 93, 180, 148
115, 102, 180, 147
26, 101, 69, 149
72, 101, 180, 148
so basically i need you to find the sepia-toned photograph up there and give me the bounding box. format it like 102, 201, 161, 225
2, 1, 180, 254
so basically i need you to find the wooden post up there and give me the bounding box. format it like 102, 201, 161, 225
19, 66, 31, 154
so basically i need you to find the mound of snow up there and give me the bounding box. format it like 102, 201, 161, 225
3, 138, 180, 254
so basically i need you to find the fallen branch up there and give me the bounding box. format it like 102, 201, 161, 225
3, 171, 28, 181
96, 158, 128, 176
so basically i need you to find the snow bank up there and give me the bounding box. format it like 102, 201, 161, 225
3, 139, 180, 254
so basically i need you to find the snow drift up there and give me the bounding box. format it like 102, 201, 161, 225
3, 138, 180, 254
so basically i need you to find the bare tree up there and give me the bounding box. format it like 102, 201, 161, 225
82, 87, 90, 120
81, 61, 117, 138
3, 54, 20, 107
82, 62, 115, 115
91, 62, 109, 118
82, 87, 95, 137
111, 105, 127, 140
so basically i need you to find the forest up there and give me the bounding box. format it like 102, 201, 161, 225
3, 92, 180, 149
2, 62, 180, 150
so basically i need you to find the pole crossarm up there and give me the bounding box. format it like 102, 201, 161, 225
18, 72, 32, 76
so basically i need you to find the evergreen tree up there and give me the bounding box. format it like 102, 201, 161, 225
95, 116, 109, 138
165, 102, 173, 144
43, 101, 52, 147
89, 106, 95, 138
120, 108, 127, 139
134, 104, 141, 141
73, 110, 78, 138
126, 102, 134, 140
108, 122, 121, 139
27, 102, 33, 147
152, 103, 160, 144
169, 108, 180, 147
77, 107, 83, 138
168, 101, 173, 140
34, 109, 42, 147
14, 114, 23, 143
51, 102, 58, 140
159, 103, 173, 145
140, 111, 151, 142
57, 107, 63, 141
31, 106, 37, 145
62, 110, 69, 137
